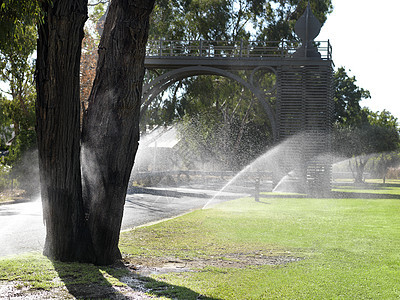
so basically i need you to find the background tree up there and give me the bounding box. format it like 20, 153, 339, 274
332, 67, 400, 183
333, 66, 371, 126
367, 110, 400, 183
0, 3, 38, 194
0, 95, 12, 150
149, 0, 332, 41
333, 108, 400, 183
369, 152, 400, 184
0, 0, 41, 51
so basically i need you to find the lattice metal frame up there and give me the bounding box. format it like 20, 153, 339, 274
276, 63, 334, 194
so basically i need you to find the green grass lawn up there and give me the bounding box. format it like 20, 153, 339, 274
119, 183, 400, 299
1, 182, 400, 299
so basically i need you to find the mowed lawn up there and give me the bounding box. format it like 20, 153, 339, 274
1, 181, 400, 299
120, 181, 400, 299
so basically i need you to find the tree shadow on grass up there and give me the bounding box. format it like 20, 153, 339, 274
330, 182, 400, 199
51, 260, 219, 299
329, 191, 400, 200
259, 186, 400, 200
335, 181, 400, 189
259, 192, 400, 200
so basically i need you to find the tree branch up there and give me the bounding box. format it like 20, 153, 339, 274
88, 1, 109, 6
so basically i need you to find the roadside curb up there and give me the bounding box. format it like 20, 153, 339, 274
0, 197, 38, 206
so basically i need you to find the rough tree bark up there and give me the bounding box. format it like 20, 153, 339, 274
36, 0, 155, 264
36, 0, 95, 262
81, 0, 155, 265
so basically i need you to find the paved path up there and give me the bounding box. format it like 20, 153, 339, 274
0, 185, 251, 258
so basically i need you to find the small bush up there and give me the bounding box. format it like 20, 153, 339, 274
386, 167, 400, 179
0, 163, 11, 191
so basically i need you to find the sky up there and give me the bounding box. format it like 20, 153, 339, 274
318, 0, 400, 120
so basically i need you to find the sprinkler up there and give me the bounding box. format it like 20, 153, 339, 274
254, 177, 260, 202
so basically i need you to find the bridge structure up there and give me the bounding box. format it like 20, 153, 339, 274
142, 4, 334, 194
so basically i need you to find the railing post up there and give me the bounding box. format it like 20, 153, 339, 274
145, 38, 331, 60
327, 39, 331, 60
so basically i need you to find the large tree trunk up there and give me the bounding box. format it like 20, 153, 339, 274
82, 0, 155, 265
36, 1, 94, 262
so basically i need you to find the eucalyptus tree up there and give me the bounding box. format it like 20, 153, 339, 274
34, 0, 155, 264
1, 0, 156, 264
333, 67, 371, 126
149, 0, 332, 41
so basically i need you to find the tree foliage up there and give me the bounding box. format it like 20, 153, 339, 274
149, 0, 332, 41
0, 0, 41, 51
0, 23, 36, 133
0, 3, 37, 193
333, 67, 371, 126
331, 67, 400, 183
333, 108, 400, 183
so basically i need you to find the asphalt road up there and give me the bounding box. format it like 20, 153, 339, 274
0, 184, 252, 258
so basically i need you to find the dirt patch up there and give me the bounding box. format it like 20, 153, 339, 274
0, 189, 30, 204
0, 252, 302, 299
0, 279, 157, 300
0, 281, 72, 299
125, 251, 303, 276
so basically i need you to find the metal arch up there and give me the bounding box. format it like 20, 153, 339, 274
142, 66, 277, 138
142, 67, 217, 106
141, 68, 218, 117
249, 66, 277, 95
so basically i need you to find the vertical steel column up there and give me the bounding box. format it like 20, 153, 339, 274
276, 62, 333, 194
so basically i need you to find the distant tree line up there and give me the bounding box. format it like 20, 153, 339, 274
332, 68, 400, 183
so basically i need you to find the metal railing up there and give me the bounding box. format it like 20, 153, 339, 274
146, 40, 332, 60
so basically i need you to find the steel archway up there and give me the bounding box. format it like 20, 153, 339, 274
142, 66, 277, 138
